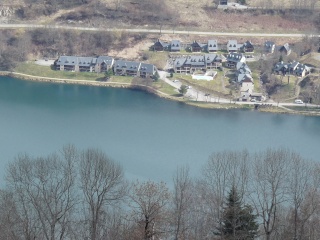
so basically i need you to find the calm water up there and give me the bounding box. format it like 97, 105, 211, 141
1, 76, 320, 183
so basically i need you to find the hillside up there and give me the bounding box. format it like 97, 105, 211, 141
1, 0, 319, 34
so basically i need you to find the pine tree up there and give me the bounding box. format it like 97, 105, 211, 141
221, 186, 258, 240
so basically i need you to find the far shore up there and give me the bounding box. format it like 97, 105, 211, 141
1, 71, 320, 116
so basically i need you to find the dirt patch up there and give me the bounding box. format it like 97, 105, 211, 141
108, 38, 153, 60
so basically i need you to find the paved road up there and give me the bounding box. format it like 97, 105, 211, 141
158, 71, 319, 109
0, 23, 319, 38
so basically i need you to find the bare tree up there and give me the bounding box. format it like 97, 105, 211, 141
79, 148, 126, 240
250, 148, 291, 240
5, 147, 78, 240
171, 165, 194, 240
199, 150, 250, 239
129, 181, 171, 240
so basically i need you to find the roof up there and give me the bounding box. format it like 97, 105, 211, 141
227, 53, 245, 63
243, 41, 253, 48
236, 62, 251, 74
154, 39, 169, 48
114, 60, 140, 71
174, 57, 187, 68
265, 41, 275, 47
289, 61, 299, 69
171, 40, 181, 51
185, 55, 205, 66
96, 56, 114, 65
279, 43, 291, 55
56, 56, 114, 67
295, 63, 310, 73
274, 61, 289, 71
227, 40, 238, 49
208, 40, 218, 50
205, 54, 221, 63
140, 63, 156, 74
191, 40, 205, 48
56, 56, 94, 67
238, 73, 253, 83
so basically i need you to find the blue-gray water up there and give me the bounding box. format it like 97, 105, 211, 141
1, 76, 320, 183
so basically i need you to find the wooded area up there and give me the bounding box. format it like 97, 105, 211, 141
0, 146, 319, 240
0, 28, 144, 70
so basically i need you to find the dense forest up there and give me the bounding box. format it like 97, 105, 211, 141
1, 146, 319, 240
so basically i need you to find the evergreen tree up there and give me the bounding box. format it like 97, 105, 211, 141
220, 186, 258, 240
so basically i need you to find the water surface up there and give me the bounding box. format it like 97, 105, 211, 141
1, 76, 319, 183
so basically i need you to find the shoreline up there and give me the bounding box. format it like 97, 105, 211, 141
1, 71, 319, 116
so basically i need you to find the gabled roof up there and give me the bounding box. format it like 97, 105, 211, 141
236, 62, 251, 74
171, 40, 181, 51
243, 40, 253, 48
191, 40, 205, 48
289, 61, 299, 70
274, 61, 289, 71
264, 41, 275, 48
279, 43, 291, 55
295, 63, 310, 73
208, 40, 218, 50
185, 55, 205, 66
96, 56, 114, 65
227, 40, 238, 49
174, 57, 187, 68
77, 57, 95, 67
237, 73, 253, 83
205, 54, 221, 63
154, 39, 169, 48
226, 53, 245, 63
56, 56, 94, 67
114, 60, 141, 71
140, 63, 156, 74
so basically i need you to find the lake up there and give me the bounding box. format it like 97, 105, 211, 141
1, 76, 320, 183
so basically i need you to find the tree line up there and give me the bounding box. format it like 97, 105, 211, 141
0, 146, 320, 240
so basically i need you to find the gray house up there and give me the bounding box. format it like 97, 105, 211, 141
173, 54, 222, 73
227, 40, 239, 52
242, 41, 254, 53
236, 62, 251, 75
170, 40, 181, 52
114, 60, 140, 76
279, 43, 291, 56
140, 63, 158, 78
153, 39, 169, 51
225, 53, 246, 68
207, 40, 218, 52
264, 41, 275, 53
55, 56, 114, 73
114, 60, 157, 78
55, 56, 95, 72
95, 56, 114, 72
205, 54, 222, 69
173, 55, 205, 74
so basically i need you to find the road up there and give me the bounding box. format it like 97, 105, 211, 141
158, 71, 319, 109
0, 23, 319, 38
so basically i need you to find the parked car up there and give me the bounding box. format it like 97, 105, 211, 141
294, 99, 303, 104
173, 79, 179, 83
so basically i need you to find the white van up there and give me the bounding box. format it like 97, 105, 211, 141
294, 99, 303, 104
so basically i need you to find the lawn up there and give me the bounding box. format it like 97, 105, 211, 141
152, 81, 177, 95
14, 62, 177, 96
14, 62, 106, 81
175, 71, 230, 95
